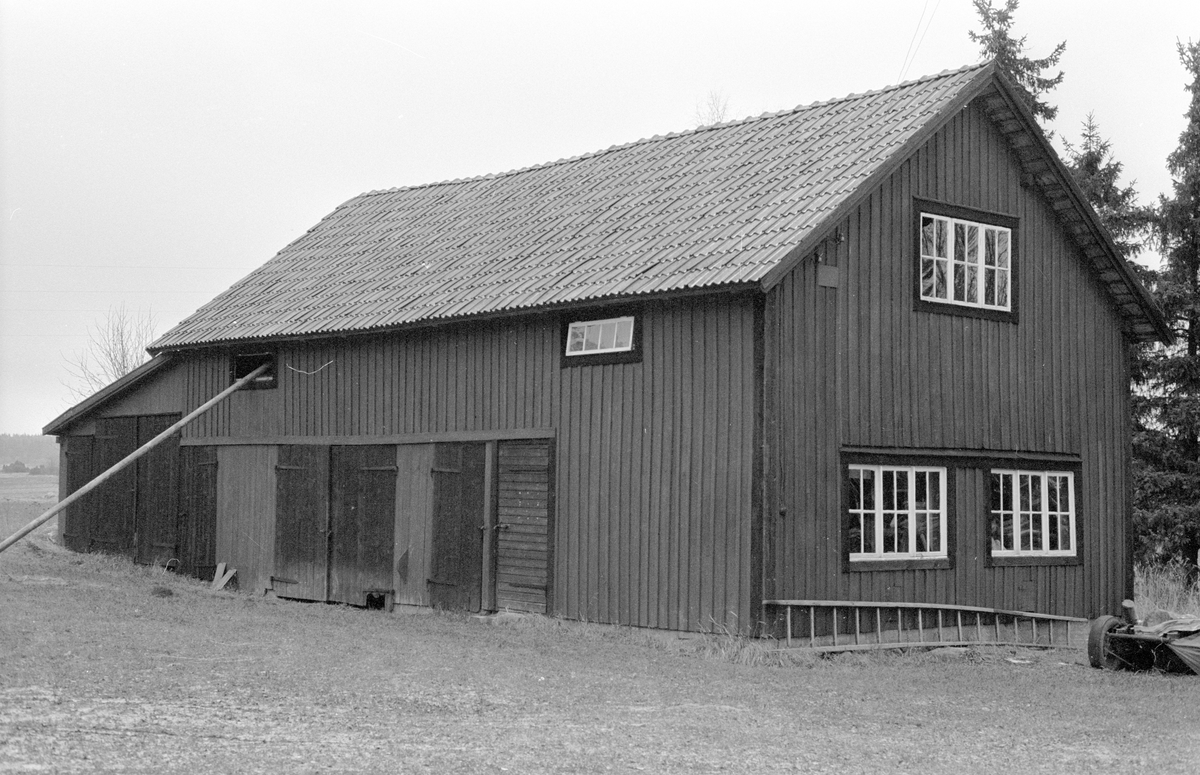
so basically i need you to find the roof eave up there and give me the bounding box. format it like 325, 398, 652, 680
147, 282, 765, 354
42, 354, 175, 436
969, 71, 1171, 344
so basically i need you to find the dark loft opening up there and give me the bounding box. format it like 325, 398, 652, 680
231, 352, 277, 390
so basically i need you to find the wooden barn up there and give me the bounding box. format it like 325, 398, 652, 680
45, 62, 1169, 640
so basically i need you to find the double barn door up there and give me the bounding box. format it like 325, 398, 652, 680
424, 440, 555, 614
273, 439, 554, 613
273, 445, 397, 605
61, 414, 180, 565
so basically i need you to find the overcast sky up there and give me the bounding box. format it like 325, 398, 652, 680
2, 1, 1198, 435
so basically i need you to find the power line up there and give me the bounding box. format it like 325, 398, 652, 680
897, 0, 931, 83
897, 0, 943, 83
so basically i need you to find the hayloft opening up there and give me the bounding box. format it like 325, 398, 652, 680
231, 352, 277, 390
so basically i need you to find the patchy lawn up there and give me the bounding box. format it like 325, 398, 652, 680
2, 482, 1199, 773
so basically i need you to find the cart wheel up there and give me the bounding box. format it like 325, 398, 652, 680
1087, 615, 1124, 670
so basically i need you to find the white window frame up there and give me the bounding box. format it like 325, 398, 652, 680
564, 316, 635, 356
919, 212, 1012, 311
990, 469, 1077, 558
847, 464, 948, 562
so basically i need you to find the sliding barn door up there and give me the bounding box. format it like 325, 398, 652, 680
273, 445, 330, 601
494, 440, 555, 614
329, 445, 397, 605
428, 442, 486, 611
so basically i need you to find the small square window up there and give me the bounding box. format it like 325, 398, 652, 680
565, 316, 635, 356
231, 352, 276, 390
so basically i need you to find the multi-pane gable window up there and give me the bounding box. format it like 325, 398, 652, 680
990, 470, 1076, 557
920, 213, 1011, 310
565, 316, 635, 356
847, 465, 947, 561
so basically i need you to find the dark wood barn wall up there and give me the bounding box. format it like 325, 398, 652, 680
180, 297, 759, 632
767, 99, 1132, 619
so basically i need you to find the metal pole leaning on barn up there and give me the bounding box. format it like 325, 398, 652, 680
0, 362, 270, 556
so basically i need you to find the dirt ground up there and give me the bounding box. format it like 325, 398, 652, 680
2, 483, 1200, 773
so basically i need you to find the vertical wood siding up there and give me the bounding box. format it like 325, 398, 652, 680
215, 445, 277, 594
768, 100, 1132, 618
177, 297, 758, 632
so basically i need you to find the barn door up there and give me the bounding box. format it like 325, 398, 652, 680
92, 417, 138, 556
178, 445, 218, 579
273, 445, 330, 601
135, 414, 180, 565
61, 435, 95, 552
428, 442, 486, 611
329, 445, 397, 605
494, 440, 555, 614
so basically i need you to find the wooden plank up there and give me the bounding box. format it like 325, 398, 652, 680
496, 506, 550, 519
497, 500, 548, 511
481, 440, 497, 612
394, 443, 434, 606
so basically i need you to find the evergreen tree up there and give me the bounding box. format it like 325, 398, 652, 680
969, 0, 1066, 125
1134, 41, 1200, 574
1064, 115, 1155, 266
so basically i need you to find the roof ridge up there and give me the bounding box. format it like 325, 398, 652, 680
356, 62, 989, 200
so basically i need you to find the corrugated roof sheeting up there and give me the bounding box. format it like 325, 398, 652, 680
153, 66, 989, 349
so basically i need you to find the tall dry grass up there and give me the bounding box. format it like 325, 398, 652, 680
1135, 561, 1200, 618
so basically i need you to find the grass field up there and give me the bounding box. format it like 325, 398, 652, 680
0, 473, 58, 538
3, 477, 1199, 772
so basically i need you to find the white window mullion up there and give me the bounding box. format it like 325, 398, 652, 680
907, 468, 917, 555
1040, 474, 1050, 554
874, 471, 885, 559
938, 472, 947, 555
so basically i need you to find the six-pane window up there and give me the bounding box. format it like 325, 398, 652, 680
989, 470, 1076, 557
565, 316, 635, 356
920, 213, 1011, 310
847, 465, 947, 561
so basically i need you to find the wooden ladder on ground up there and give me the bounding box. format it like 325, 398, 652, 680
762, 599, 1086, 652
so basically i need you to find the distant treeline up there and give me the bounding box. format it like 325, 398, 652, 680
0, 434, 59, 470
